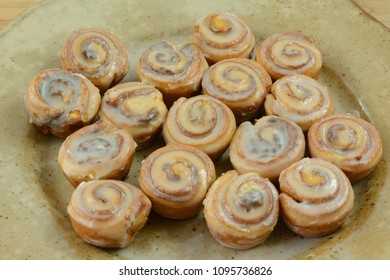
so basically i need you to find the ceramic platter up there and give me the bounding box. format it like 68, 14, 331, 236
0, 0, 389, 259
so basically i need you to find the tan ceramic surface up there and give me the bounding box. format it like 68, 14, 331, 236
0, 0, 389, 260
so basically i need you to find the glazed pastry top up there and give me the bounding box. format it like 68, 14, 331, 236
62, 28, 129, 92
67, 180, 151, 248
24, 68, 101, 137
279, 157, 354, 235
191, 12, 255, 63
203, 170, 279, 249
58, 120, 136, 184
308, 113, 382, 182
99, 82, 168, 140
137, 40, 208, 93
265, 74, 333, 131
139, 144, 215, 204
255, 32, 322, 80
163, 95, 236, 158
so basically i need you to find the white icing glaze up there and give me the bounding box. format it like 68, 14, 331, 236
24, 68, 101, 137
279, 158, 354, 236
58, 120, 136, 186
100, 82, 168, 146
265, 74, 333, 131
203, 170, 279, 249
62, 29, 129, 91
137, 40, 208, 99
67, 180, 151, 248
163, 95, 236, 158
308, 114, 382, 182
191, 12, 255, 63
229, 116, 305, 182
255, 32, 322, 79
139, 144, 216, 219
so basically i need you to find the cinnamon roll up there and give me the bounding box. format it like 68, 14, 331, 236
264, 74, 333, 131
62, 28, 129, 92
58, 120, 137, 187
255, 32, 322, 80
202, 58, 272, 123
191, 12, 255, 64
24, 68, 101, 138
203, 170, 279, 249
308, 114, 383, 183
162, 95, 236, 159
99, 82, 168, 150
138, 144, 216, 219
67, 179, 152, 248
279, 158, 354, 237
229, 116, 305, 182
137, 40, 208, 108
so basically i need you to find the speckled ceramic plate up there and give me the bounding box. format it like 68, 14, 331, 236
0, 0, 389, 259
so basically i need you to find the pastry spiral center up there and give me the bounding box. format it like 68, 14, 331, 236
327, 124, 358, 150
302, 169, 325, 186
123, 95, 159, 123
287, 84, 312, 103
40, 75, 79, 107
235, 181, 264, 212
162, 161, 192, 183
225, 177, 273, 223
73, 36, 113, 76
147, 46, 187, 75
249, 125, 286, 159
178, 99, 217, 136
150, 153, 201, 199
75, 135, 120, 164
272, 41, 310, 68
210, 15, 232, 33
81, 184, 125, 218
221, 67, 253, 91
81, 40, 108, 64
290, 164, 339, 202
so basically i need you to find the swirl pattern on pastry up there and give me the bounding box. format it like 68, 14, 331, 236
264, 74, 333, 131
58, 120, 137, 187
255, 32, 322, 80
162, 95, 236, 159
67, 179, 151, 248
203, 170, 279, 249
99, 82, 168, 150
62, 28, 129, 92
202, 58, 272, 123
138, 144, 216, 219
308, 114, 383, 183
137, 40, 208, 107
191, 12, 255, 64
24, 68, 101, 138
279, 158, 354, 237
229, 116, 305, 182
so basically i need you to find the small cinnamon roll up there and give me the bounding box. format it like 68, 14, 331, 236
58, 120, 137, 187
162, 95, 236, 159
136, 40, 208, 107
308, 114, 383, 183
67, 180, 152, 248
202, 58, 272, 123
229, 116, 305, 182
62, 28, 129, 92
255, 32, 322, 80
99, 82, 168, 150
138, 144, 216, 219
24, 68, 101, 138
264, 74, 333, 131
203, 170, 279, 249
191, 12, 255, 64
279, 158, 354, 237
